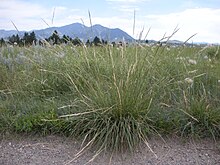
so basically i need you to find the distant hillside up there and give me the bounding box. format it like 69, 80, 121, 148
0, 23, 134, 42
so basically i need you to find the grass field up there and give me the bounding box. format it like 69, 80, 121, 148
0, 43, 220, 154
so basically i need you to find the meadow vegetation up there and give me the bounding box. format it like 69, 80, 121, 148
0, 43, 220, 155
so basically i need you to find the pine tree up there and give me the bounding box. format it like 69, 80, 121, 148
49, 30, 61, 45
62, 35, 68, 44
86, 39, 91, 46
0, 38, 6, 47
93, 36, 101, 46
22, 32, 37, 46
9, 34, 20, 45
72, 37, 82, 46
30, 31, 37, 45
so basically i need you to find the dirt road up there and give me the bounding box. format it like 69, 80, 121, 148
1, 134, 220, 165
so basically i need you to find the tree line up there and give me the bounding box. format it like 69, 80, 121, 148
0, 30, 108, 47
0, 31, 37, 47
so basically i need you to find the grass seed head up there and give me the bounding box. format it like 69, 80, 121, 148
188, 59, 197, 65
184, 78, 193, 84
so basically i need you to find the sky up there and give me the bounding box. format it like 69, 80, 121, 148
0, 0, 220, 43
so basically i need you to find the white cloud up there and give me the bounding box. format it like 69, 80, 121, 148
93, 7, 220, 43
0, 0, 80, 30
142, 8, 220, 43
0, 0, 48, 19
0, 0, 50, 30
106, 0, 148, 12
115, 5, 139, 13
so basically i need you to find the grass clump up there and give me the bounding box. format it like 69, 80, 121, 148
205, 46, 220, 59
58, 46, 158, 153
0, 44, 220, 159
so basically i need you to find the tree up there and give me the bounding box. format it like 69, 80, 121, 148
22, 32, 29, 45
8, 34, 20, 45
86, 39, 91, 46
0, 38, 6, 47
62, 35, 68, 44
102, 39, 107, 45
111, 42, 116, 47
72, 37, 82, 46
30, 31, 37, 45
93, 36, 101, 46
49, 30, 61, 45
22, 31, 37, 46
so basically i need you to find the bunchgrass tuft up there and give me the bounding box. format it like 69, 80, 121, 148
0, 43, 220, 161
58, 45, 159, 155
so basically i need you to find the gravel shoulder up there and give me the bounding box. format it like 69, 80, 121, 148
0, 133, 220, 165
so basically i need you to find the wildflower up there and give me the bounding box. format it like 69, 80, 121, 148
204, 55, 208, 60
188, 59, 197, 65
218, 80, 220, 83
185, 78, 193, 84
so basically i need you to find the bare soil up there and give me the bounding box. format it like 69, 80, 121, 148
0, 133, 220, 165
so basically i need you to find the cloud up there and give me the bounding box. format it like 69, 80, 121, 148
106, 0, 148, 10
94, 7, 220, 43
143, 8, 220, 42
113, 5, 139, 13
0, 0, 50, 30
0, 0, 48, 19
0, 0, 80, 31
107, 0, 142, 14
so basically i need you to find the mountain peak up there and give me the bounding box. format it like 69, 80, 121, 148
0, 23, 134, 42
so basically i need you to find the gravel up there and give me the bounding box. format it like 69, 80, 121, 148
0, 134, 220, 165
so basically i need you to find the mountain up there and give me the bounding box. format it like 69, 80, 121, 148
0, 23, 134, 42
0, 29, 25, 38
